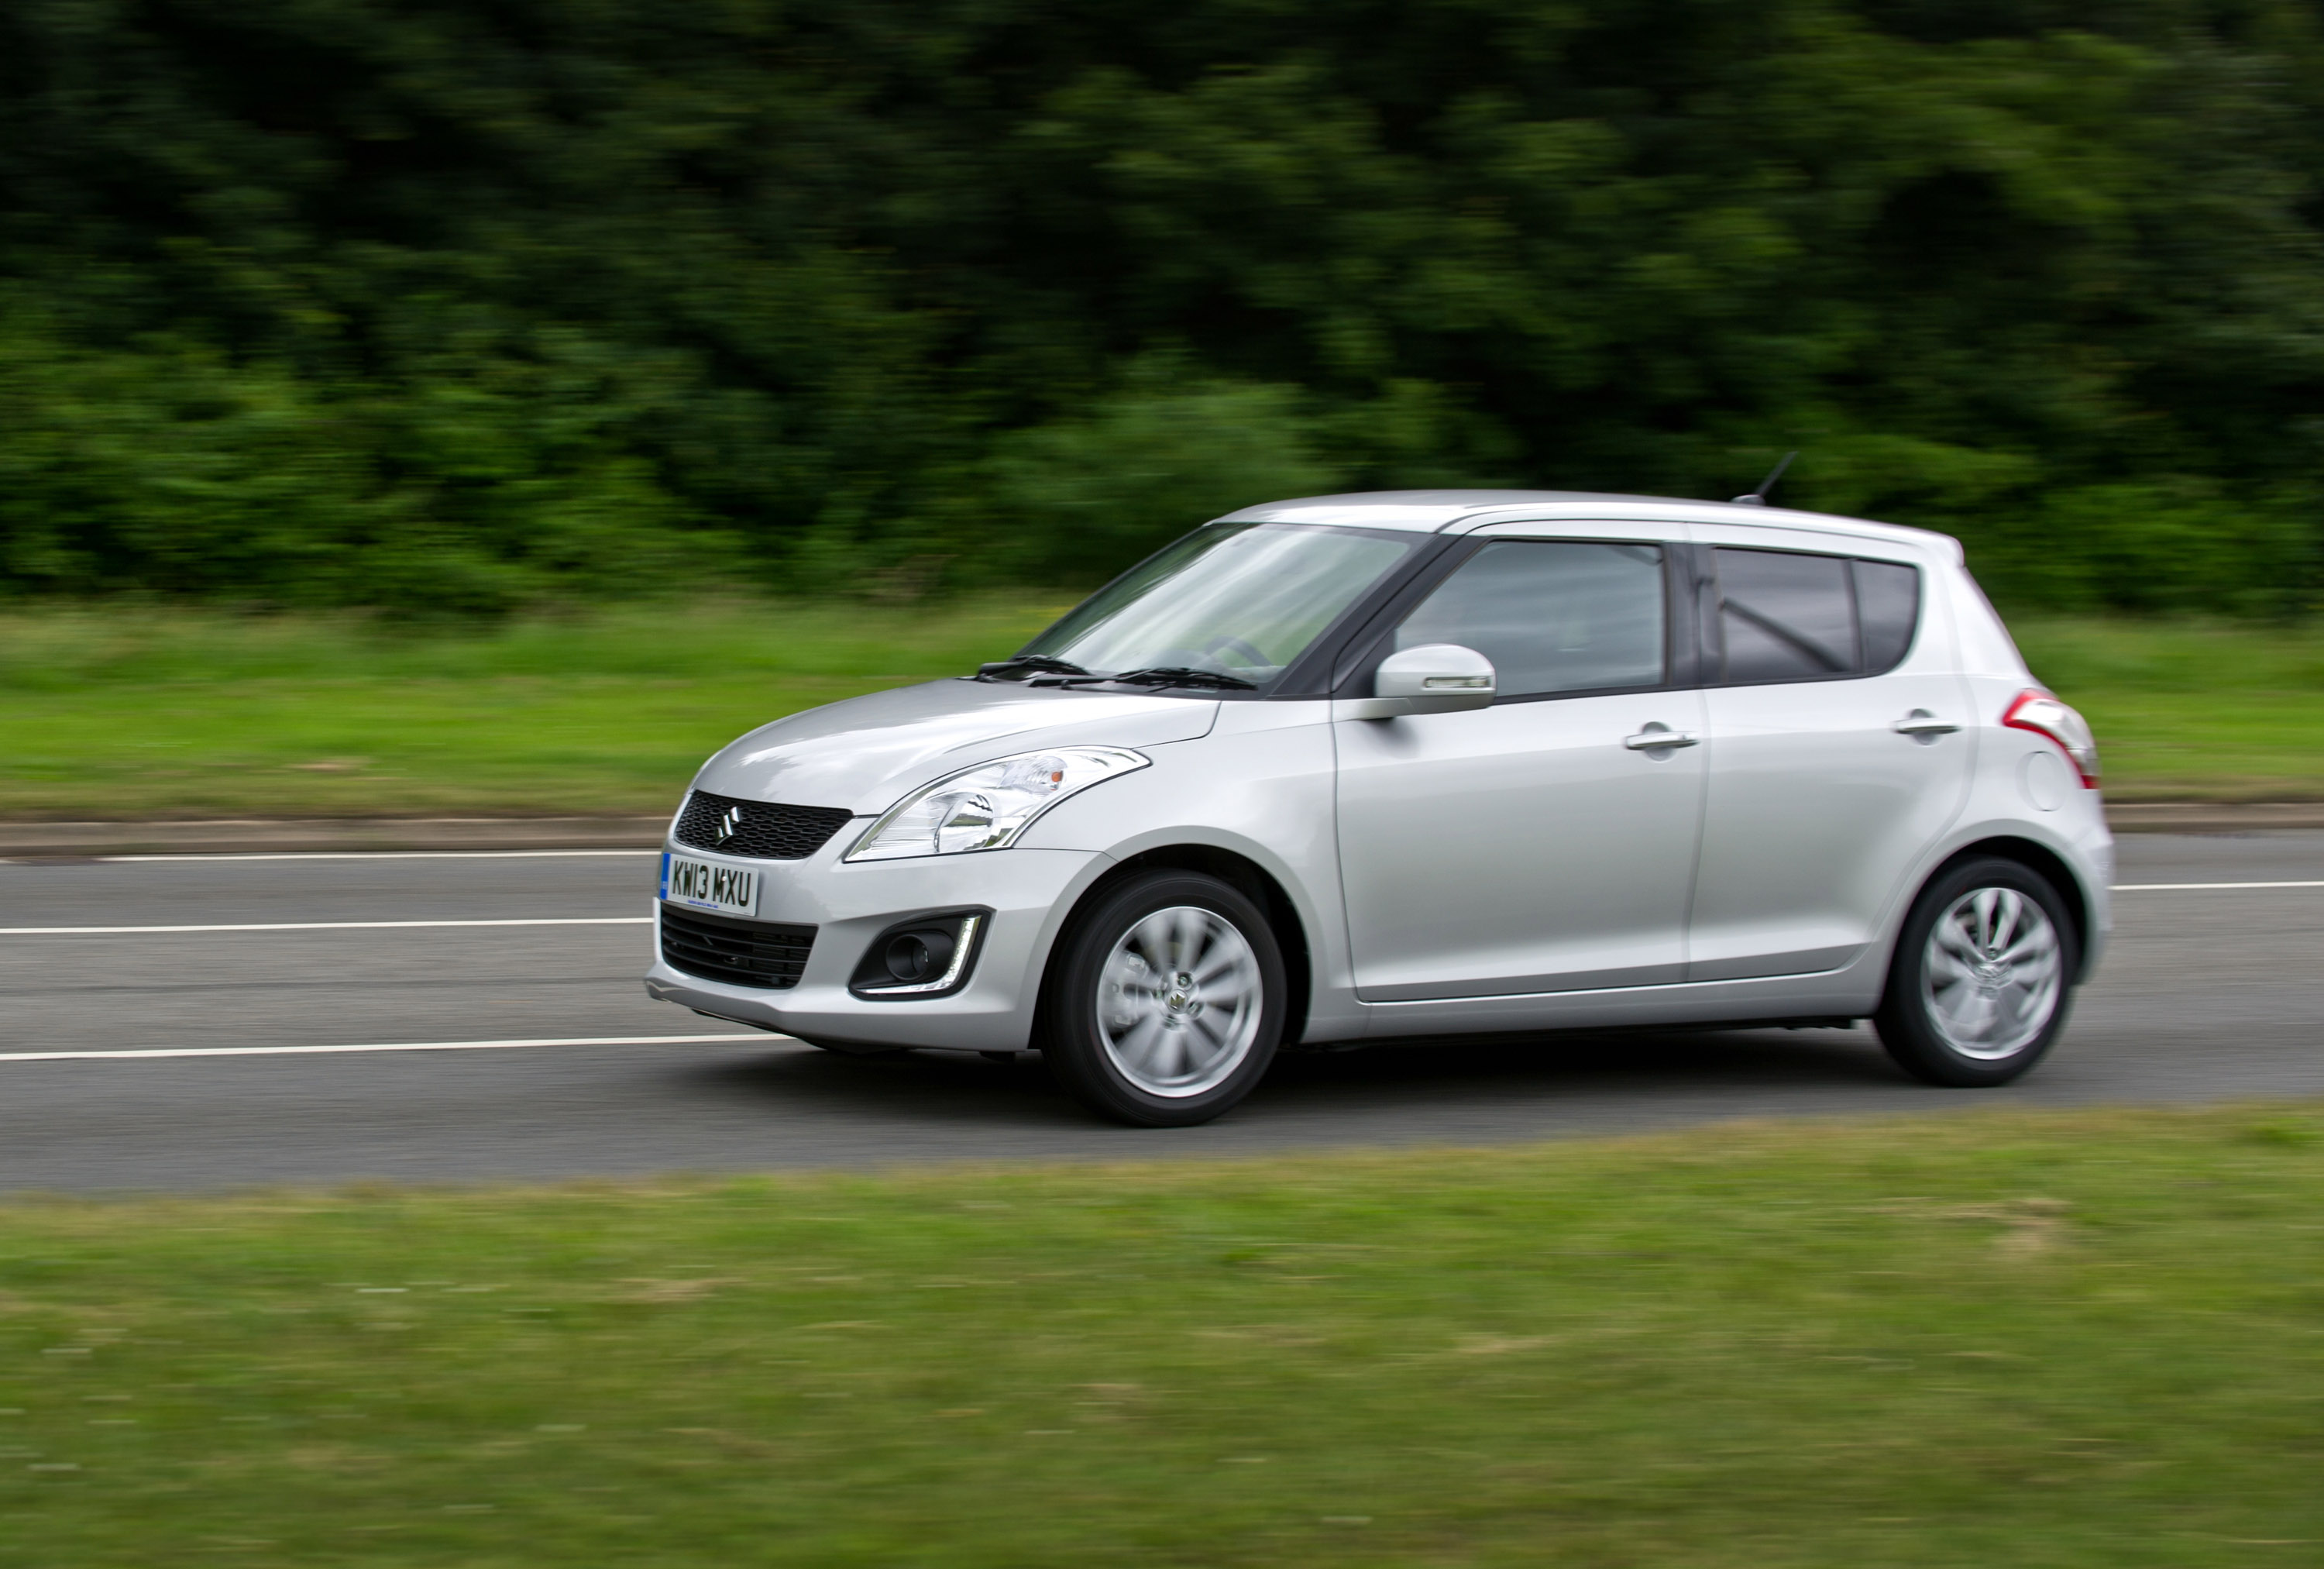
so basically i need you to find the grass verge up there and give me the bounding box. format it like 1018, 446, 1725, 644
2013, 617, 2324, 801
0, 603, 2315, 816
2, 1103, 2321, 1565
0, 599, 1061, 818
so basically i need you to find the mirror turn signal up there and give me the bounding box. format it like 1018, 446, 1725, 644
1345, 643, 1497, 720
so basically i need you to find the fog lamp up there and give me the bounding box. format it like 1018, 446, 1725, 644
851, 910, 990, 999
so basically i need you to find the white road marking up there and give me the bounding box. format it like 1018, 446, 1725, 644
0, 1033, 778, 1064
2111, 880, 2324, 891
2, 917, 651, 935
95, 849, 660, 863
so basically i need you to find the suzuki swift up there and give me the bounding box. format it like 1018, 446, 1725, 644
644, 490, 2110, 1126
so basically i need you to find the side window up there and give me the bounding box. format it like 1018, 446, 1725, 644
1395, 540, 1666, 699
1852, 558, 1921, 674
1713, 548, 1855, 683
1711, 548, 1925, 683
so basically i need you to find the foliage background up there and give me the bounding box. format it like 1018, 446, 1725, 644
5, 0, 2322, 613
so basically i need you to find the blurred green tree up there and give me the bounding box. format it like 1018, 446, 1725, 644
1, 0, 2319, 611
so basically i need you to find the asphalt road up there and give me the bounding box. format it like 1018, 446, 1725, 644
2, 834, 2320, 1191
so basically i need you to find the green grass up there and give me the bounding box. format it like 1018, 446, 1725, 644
2013, 616, 2324, 800
0, 599, 1064, 818
0, 603, 2315, 817
2, 1103, 2320, 1565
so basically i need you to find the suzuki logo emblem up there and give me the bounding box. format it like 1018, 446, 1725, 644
714, 804, 744, 845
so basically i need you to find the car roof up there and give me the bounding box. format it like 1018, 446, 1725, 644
1214, 490, 1960, 560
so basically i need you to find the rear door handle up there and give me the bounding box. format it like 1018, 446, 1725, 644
1892, 711, 1961, 736
1624, 728, 1700, 751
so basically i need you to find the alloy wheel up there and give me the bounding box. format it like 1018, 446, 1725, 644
1095, 905, 1263, 1097
1920, 886, 2064, 1060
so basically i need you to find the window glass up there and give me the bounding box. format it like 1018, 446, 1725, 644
1714, 548, 1855, 683
1023, 523, 1418, 684
1852, 559, 1920, 673
1396, 540, 1666, 698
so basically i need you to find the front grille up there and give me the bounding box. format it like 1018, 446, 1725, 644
673, 790, 856, 861
660, 907, 817, 990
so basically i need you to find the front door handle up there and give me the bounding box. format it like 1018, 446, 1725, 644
1892, 710, 1961, 736
1624, 727, 1700, 751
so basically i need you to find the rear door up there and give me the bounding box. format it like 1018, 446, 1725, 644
1685, 524, 1973, 981
1333, 525, 1706, 1001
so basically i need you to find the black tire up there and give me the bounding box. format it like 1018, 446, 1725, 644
1040, 870, 1287, 1127
1875, 856, 2079, 1087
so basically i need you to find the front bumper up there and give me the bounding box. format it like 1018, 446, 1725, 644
642, 843, 1108, 1051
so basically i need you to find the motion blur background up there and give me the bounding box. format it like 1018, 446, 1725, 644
5, 13, 2324, 1561
5, 0, 2323, 620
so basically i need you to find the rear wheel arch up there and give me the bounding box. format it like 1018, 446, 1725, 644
1875, 852, 2078, 1085
1916, 836, 2093, 982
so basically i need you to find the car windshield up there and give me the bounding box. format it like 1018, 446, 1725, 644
1013, 524, 1418, 686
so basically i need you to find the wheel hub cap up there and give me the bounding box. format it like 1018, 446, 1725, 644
1160, 972, 1203, 1022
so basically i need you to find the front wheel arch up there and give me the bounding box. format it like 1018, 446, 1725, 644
1037, 866, 1289, 1125
1033, 845, 1312, 1051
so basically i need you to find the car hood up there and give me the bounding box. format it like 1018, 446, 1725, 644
690, 680, 1220, 816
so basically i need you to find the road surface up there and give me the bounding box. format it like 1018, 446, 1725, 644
2, 833, 2319, 1189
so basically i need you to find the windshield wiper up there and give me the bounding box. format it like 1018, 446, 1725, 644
1062, 666, 1257, 691
975, 654, 1089, 682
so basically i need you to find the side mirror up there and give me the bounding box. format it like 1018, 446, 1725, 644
1346, 643, 1497, 719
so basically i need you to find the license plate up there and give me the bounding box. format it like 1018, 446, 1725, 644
660, 852, 760, 917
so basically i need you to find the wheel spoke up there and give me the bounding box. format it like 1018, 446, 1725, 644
1971, 888, 2008, 953
2000, 981, 2043, 1032
1998, 924, 2056, 968
1927, 945, 1975, 986
1174, 904, 1208, 978
1992, 889, 2024, 954
1934, 920, 1982, 965
1990, 978, 2028, 1033
1186, 1006, 1232, 1061
1191, 937, 1246, 988
1150, 1026, 1187, 1081
1131, 913, 1174, 975
1112, 1013, 1167, 1074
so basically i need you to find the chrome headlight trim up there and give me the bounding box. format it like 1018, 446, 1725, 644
844, 746, 1151, 862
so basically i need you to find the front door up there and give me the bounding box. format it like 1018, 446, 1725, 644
1684, 531, 1975, 981
1335, 532, 1707, 1002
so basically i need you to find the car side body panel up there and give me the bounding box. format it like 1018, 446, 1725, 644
1681, 517, 1978, 982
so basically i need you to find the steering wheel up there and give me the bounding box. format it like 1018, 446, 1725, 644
1201, 635, 1271, 669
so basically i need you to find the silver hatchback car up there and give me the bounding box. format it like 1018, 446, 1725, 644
645, 491, 2110, 1125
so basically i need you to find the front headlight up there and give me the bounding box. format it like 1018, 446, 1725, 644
844, 746, 1150, 862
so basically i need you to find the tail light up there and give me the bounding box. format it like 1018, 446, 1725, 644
2003, 690, 2100, 789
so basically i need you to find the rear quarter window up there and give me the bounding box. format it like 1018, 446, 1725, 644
1851, 559, 1921, 674
1711, 546, 1923, 683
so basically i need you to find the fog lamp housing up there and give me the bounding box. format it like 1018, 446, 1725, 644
848, 909, 991, 1000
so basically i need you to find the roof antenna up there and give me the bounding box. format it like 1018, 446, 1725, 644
1731, 450, 1796, 507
